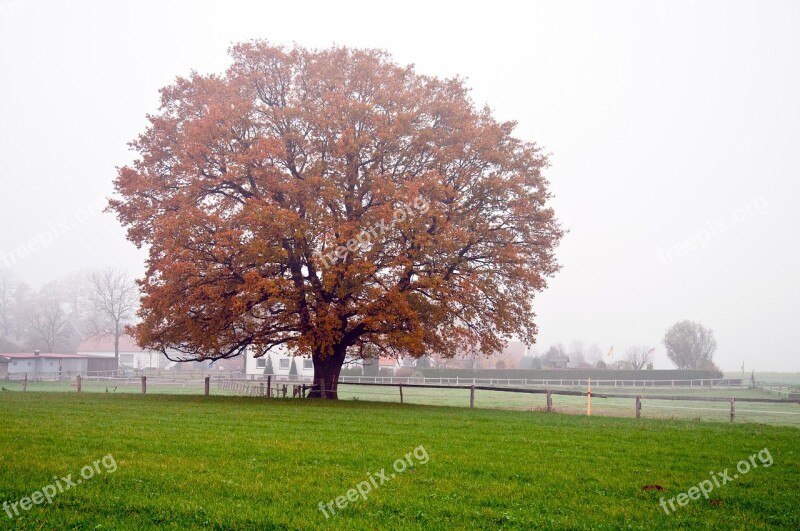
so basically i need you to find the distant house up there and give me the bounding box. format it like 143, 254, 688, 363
245, 347, 313, 379
77, 334, 167, 370
53, 320, 85, 354
543, 355, 570, 369
343, 355, 405, 376
158, 350, 246, 374
27, 319, 86, 355
204, 356, 247, 374
0, 356, 9, 379
378, 356, 401, 374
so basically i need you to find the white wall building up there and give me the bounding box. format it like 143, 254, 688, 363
245, 346, 314, 379
2, 352, 117, 377
77, 335, 167, 370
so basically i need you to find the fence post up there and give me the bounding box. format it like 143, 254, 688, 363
321, 378, 327, 399
141, 376, 147, 395
399, 383, 404, 404
730, 398, 735, 422
470, 385, 475, 409
635, 395, 641, 418
205, 376, 210, 396
267, 376, 272, 397
546, 389, 552, 412
76, 375, 82, 392
22, 373, 27, 392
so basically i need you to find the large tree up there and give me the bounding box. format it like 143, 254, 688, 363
110, 42, 563, 398
662, 320, 718, 370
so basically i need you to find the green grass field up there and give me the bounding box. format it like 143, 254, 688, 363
1, 392, 798, 529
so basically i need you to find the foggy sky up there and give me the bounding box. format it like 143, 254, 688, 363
1, 0, 798, 371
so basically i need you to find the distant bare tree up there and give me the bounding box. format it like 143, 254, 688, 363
86, 268, 138, 368
541, 344, 570, 368
0, 268, 14, 337
586, 343, 603, 366
26, 284, 70, 352
414, 356, 431, 370
568, 340, 594, 368
624, 345, 649, 370
543, 344, 567, 360
611, 360, 633, 370
663, 320, 717, 370
58, 271, 90, 321
464, 344, 482, 370
430, 352, 452, 370
10, 280, 32, 341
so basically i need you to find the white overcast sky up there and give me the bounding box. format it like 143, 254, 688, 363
1, 0, 798, 371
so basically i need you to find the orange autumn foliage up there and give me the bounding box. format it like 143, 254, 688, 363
109, 41, 563, 397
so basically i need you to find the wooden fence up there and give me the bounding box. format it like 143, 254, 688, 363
11, 373, 800, 423
214, 378, 800, 423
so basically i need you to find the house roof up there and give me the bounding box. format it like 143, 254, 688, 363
209, 357, 245, 371
1, 353, 99, 359
77, 334, 142, 353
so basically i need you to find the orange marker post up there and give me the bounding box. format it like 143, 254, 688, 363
587, 377, 592, 416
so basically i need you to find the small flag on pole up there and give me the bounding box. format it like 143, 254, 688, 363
646, 347, 656, 362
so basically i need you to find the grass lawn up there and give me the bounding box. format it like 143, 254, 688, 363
0, 392, 798, 529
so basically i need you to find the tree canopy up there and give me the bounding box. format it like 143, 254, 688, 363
662, 320, 718, 370
110, 41, 563, 397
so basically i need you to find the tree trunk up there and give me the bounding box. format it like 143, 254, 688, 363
307, 344, 347, 399
114, 324, 120, 372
